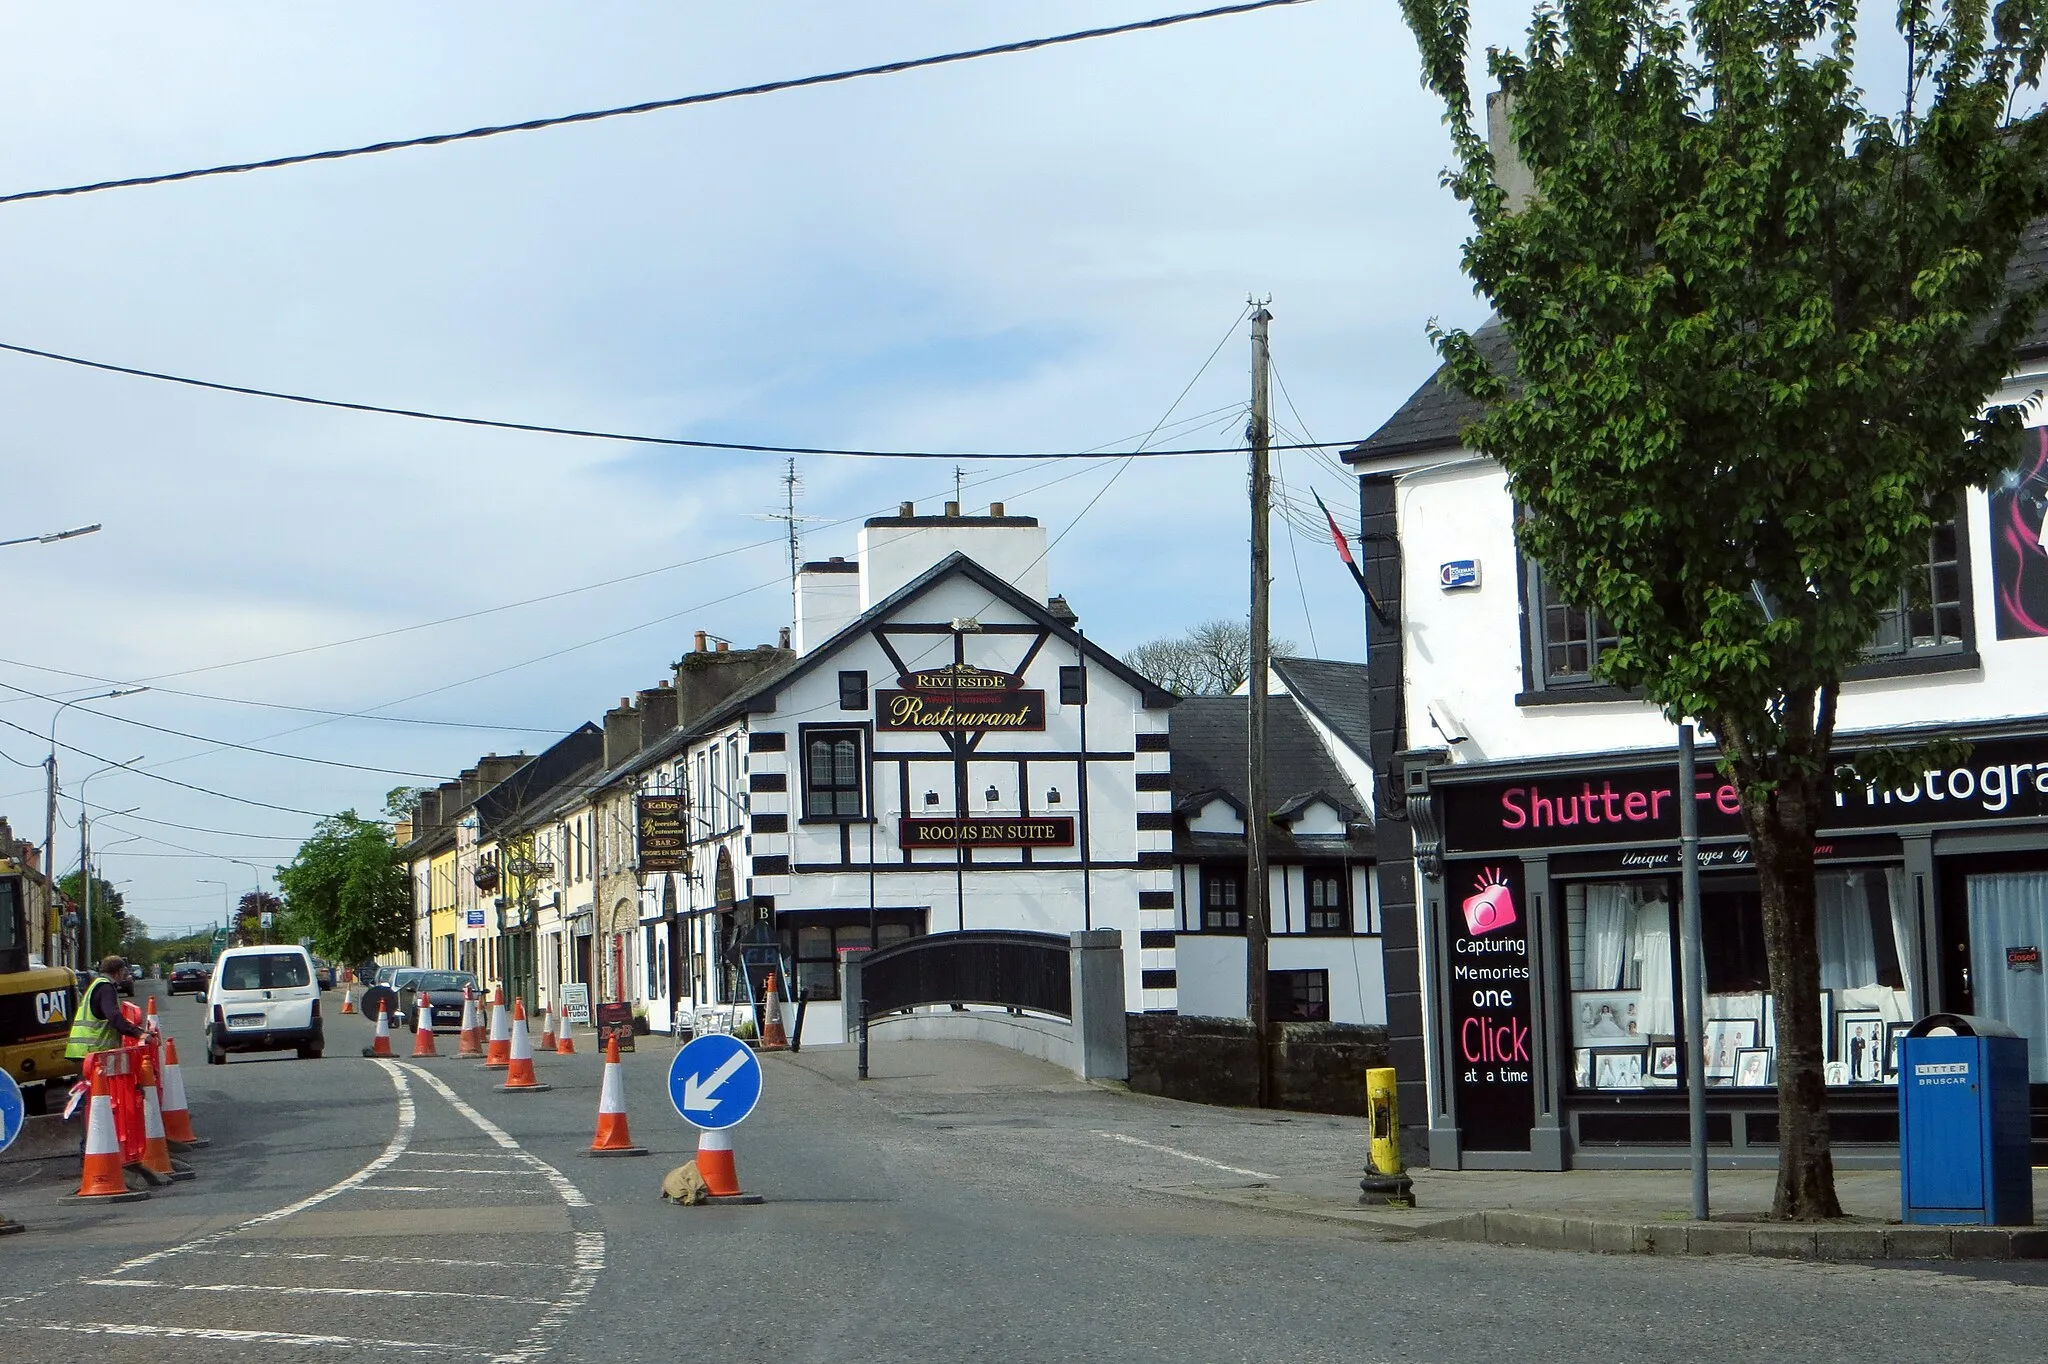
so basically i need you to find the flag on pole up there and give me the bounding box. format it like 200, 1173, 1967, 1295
1312, 489, 1391, 626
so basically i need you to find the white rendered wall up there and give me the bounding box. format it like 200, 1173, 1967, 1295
859, 521, 1050, 609
796, 569, 862, 653
1396, 452, 2048, 765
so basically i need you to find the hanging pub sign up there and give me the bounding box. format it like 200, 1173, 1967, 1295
897, 661, 1024, 693
636, 794, 687, 873
1445, 858, 1536, 1153
898, 816, 1076, 849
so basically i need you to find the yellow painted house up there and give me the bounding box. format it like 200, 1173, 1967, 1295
428, 848, 458, 969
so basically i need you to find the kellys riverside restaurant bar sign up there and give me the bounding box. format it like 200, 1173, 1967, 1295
635, 794, 687, 874
877, 662, 1046, 733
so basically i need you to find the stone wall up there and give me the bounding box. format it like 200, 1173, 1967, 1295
1125, 1014, 1390, 1117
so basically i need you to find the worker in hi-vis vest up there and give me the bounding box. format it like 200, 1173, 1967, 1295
66, 955, 146, 1059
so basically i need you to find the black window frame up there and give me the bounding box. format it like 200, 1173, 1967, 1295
1269, 968, 1330, 1022
1201, 865, 1246, 933
838, 670, 869, 711
1518, 495, 1978, 703
1060, 665, 1087, 706
799, 724, 870, 823
1302, 864, 1350, 934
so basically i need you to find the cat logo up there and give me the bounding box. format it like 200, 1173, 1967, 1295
34, 990, 71, 1025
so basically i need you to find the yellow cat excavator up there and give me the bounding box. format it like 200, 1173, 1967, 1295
0, 854, 77, 1111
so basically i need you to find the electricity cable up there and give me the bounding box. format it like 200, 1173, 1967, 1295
0, 1, 1317, 206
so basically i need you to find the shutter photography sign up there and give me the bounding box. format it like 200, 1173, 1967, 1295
637, 795, 687, 872
898, 817, 1076, 849
1445, 858, 1536, 1154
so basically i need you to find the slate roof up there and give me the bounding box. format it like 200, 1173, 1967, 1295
1168, 695, 1373, 860
1270, 656, 1372, 767
1349, 217, 2048, 462
474, 723, 604, 839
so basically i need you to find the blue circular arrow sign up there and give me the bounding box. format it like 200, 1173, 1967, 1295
0, 1069, 24, 1156
667, 1032, 762, 1131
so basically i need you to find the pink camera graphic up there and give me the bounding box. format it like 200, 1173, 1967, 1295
1462, 867, 1518, 936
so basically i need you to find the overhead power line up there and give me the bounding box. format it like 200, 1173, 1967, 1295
0, 715, 328, 818
0, 341, 1355, 461
0, 1, 1317, 206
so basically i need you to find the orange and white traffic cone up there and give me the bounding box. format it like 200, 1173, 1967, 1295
135, 1056, 193, 1183
412, 993, 439, 1058
538, 1005, 556, 1052
340, 985, 356, 1015
691, 1128, 759, 1202
363, 1002, 394, 1058
588, 1037, 647, 1157
757, 972, 789, 1052
456, 988, 483, 1059
484, 989, 511, 1070
555, 1008, 577, 1055
144, 995, 159, 1030
158, 1037, 207, 1149
69, 1067, 148, 1203
497, 997, 550, 1093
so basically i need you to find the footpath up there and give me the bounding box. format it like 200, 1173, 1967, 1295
782, 1037, 2048, 1263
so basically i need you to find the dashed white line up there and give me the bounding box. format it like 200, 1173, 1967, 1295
1097, 1130, 1275, 1180
30, 1322, 475, 1354
188, 1249, 563, 1271
83, 1278, 553, 1304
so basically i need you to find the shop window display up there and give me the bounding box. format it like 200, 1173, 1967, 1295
1568, 868, 1913, 1092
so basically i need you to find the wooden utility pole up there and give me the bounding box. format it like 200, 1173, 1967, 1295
1246, 300, 1274, 1107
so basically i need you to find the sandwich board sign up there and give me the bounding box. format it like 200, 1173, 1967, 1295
557, 982, 591, 1025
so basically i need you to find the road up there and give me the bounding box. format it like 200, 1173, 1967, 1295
3, 981, 2045, 1362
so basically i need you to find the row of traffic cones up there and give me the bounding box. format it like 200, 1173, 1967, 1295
71, 1002, 209, 1204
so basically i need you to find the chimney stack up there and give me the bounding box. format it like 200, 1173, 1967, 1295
944, 500, 960, 517
637, 681, 679, 740
898, 501, 914, 516
990, 501, 1005, 517
603, 697, 642, 770
693, 630, 707, 654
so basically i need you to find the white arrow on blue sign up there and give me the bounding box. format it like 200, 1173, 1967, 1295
667, 1032, 762, 1131
0, 1070, 24, 1156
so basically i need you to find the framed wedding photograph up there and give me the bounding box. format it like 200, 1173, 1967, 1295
1884, 1021, 1911, 1079
1573, 1048, 1592, 1090
1702, 1017, 1758, 1079
1838, 1012, 1886, 1084
1734, 1047, 1773, 1088
1591, 1047, 1646, 1090
1825, 1060, 1850, 1086
1649, 1038, 1679, 1079
1574, 991, 1646, 1046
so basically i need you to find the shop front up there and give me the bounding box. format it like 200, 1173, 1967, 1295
1411, 720, 2048, 1170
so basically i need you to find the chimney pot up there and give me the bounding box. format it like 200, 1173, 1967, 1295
694, 630, 707, 653
778, 626, 792, 649
945, 501, 960, 517
716, 640, 729, 653
990, 501, 1004, 517
898, 502, 914, 517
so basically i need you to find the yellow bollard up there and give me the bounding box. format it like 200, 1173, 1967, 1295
1359, 1066, 1416, 1207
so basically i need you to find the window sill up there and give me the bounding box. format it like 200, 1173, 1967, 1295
797, 815, 877, 826
1515, 684, 1641, 707
1843, 648, 1981, 683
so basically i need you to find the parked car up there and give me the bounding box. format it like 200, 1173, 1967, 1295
76, 966, 136, 998
393, 971, 480, 1030
310, 958, 335, 991
166, 961, 212, 996
205, 944, 323, 1063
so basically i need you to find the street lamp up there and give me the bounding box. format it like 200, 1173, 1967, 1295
0, 522, 100, 549
76, 759, 141, 967
45, 686, 150, 942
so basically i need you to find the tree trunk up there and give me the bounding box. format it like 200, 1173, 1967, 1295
1744, 758, 1844, 1221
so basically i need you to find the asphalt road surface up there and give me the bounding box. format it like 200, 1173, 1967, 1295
4, 983, 2045, 1363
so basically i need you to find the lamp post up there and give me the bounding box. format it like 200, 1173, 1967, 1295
228, 859, 271, 942
45, 686, 149, 954
0, 522, 100, 549
75, 759, 142, 968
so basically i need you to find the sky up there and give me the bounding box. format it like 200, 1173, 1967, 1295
0, 0, 1518, 937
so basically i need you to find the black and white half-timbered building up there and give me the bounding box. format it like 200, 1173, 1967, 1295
657, 503, 1180, 1041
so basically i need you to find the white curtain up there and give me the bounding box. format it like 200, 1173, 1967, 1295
1816, 870, 1879, 991
1885, 867, 1920, 1017
1635, 892, 1676, 1034
1582, 882, 1632, 991
1967, 871, 2048, 1084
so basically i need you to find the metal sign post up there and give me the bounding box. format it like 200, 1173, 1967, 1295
1678, 724, 1709, 1222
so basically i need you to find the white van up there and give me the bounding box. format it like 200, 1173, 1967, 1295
205, 944, 324, 1063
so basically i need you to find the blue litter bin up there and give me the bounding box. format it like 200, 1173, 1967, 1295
1898, 1013, 2032, 1227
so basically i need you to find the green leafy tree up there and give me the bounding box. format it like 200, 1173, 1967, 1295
276, 812, 411, 967
236, 889, 284, 945
1400, 0, 2048, 1217
59, 869, 128, 963
385, 786, 428, 822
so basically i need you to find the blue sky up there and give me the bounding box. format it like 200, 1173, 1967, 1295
0, 1, 1520, 934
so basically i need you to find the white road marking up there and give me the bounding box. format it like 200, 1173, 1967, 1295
353, 1184, 452, 1192
188, 1249, 564, 1271
1097, 1130, 1275, 1180
110, 1059, 417, 1277
83, 1278, 552, 1305
408, 1148, 529, 1159
395, 1165, 533, 1175
397, 1063, 606, 1364
28, 1321, 476, 1354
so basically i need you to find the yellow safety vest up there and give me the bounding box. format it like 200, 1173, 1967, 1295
64, 974, 120, 1059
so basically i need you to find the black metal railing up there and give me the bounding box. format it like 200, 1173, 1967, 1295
858, 930, 1071, 1021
